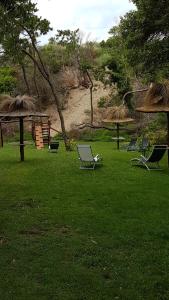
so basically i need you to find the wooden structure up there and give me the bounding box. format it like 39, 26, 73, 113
35, 124, 44, 149
0, 95, 48, 161
34, 121, 51, 149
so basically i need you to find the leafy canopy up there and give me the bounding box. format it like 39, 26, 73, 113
114, 0, 169, 81
0, 0, 51, 62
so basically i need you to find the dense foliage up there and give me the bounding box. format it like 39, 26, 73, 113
0, 67, 16, 93
100, 30, 131, 97
110, 0, 169, 82
0, 0, 51, 63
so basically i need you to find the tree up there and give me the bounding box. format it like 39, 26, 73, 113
0, 0, 70, 150
55, 29, 80, 65
115, 0, 169, 81
98, 27, 132, 103
52, 29, 97, 125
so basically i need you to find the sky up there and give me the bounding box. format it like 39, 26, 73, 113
35, 0, 135, 44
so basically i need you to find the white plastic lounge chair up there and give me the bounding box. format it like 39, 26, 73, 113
77, 144, 102, 169
131, 145, 167, 170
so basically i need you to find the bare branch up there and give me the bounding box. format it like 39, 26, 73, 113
76, 123, 117, 131
50, 126, 62, 135
76, 123, 134, 132
122, 88, 148, 105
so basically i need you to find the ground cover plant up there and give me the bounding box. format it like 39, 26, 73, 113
0, 142, 169, 300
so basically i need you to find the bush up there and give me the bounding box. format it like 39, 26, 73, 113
79, 129, 113, 142
146, 129, 167, 145
142, 113, 168, 145
0, 67, 16, 93
97, 96, 107, 108
68, 128, 113, 142
68, 129, 81, 140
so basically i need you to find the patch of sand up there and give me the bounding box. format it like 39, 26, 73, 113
45, 82, 112, 135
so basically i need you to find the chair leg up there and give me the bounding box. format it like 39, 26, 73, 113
142, 161, 150, 171
80, 161, 95, 170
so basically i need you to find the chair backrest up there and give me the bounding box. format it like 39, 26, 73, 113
148, 145, 167, 163
140, 137, 149, 150
77, 145, 94, 162
127, 138, 137, 151
50, 141, 59, 150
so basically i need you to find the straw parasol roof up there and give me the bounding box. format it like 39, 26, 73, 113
103, 105, 134, 124
0, 95, 48, 118
102, 104, 134, 150
0, 95, 48, 161
136, 82, 169, 113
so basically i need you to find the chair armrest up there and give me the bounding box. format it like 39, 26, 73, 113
94, 154, 102, 162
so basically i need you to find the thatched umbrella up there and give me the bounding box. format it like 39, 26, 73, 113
0, 95, 48, 161
103, 105, 134, 149
136, 82, 169, 166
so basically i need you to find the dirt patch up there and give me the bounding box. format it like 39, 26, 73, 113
18, 225, 73, 237
46, 81, 112, 134
11, 199, 39, 210
19, 228, 48, 236
56, 225, 72, 236
0, 236, 9, 245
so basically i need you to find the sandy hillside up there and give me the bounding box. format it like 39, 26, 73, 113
45, 82, 112, 134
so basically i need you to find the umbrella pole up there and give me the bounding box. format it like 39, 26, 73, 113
117, 123, 120, 150
19, 117, 24, 161
167, 113, 169, 167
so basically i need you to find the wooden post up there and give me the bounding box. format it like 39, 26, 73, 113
167, 113, 169, 167
48, 119, 51, 145
117, 123, 120, 150
31, 120, 35, 141
0, 122, 3, 148
19, 117, 24, 161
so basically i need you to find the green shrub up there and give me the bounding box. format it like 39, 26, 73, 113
142, 114, 168, 145
0, 67, 17, 94
146, 129, 167, 145
97, 96, 107, 108
79, 129, 113, 142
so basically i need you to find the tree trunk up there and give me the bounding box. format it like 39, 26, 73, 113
47, 78, 70, 150
23, 46, 70, 151
0, 122, 3, 147
90, 86, 94, 125
86, 70, 94, 125
33, 62, 40, 98
21, 64, 31, 96
167, 113, 169, 167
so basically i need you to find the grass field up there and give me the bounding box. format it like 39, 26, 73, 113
0, 142, 169, 300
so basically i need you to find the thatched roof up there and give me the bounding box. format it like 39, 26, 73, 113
0, 95, 48, 119
136, 82, 169, 113
102, 105, 134, 124
0, 94, 35, 112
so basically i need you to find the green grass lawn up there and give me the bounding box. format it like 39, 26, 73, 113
0, 142, 169, 300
